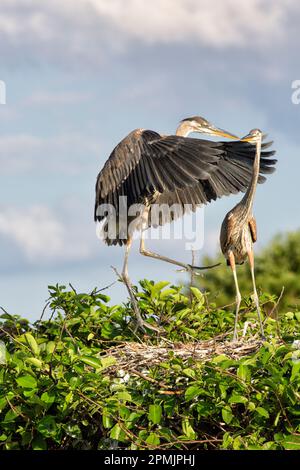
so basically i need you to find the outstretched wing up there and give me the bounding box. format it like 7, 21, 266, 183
150, 138, 276, 225
95, 129, 224, 219
95, 129, 277, 225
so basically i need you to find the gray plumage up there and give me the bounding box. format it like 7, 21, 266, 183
95, 127, 276, 245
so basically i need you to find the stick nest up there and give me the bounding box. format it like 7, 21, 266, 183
102, 337, 265, 375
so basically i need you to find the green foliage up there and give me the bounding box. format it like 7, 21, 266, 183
198, 230, 300, 312
0, 279, 300, 450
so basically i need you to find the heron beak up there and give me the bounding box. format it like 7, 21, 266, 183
209, 126, 239, 140
240, 132, 256, 142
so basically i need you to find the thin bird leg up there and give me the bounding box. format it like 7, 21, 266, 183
121, 238, 160, 333
139, 230, 192, 271
228, 251, 242, 342
247, 249, 265, 340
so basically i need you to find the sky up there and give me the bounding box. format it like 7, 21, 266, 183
0, 0, 299, 320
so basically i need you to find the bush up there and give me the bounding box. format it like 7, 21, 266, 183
0, 281, 300, 450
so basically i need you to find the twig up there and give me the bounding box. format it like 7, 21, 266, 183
131, 368, 175, 390
265, 287, 285, 322
0, 326, 32, 352
94, 279, 118, 293
38, 301, 50, 323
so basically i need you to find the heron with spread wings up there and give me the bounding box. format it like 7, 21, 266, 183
95, 117, 276, 331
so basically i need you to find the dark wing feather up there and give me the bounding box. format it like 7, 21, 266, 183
95, 129, 277, 233
151, 139, 277, 226
95, 130, 223, 220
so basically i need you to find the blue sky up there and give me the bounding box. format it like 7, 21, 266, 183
0, 0, 299, 320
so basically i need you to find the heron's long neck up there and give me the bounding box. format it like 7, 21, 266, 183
175, 123, 192, 137
240, 138, 262, 216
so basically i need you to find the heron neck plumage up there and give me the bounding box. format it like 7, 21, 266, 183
175, 123, 192, 137
241, 137, 261, 216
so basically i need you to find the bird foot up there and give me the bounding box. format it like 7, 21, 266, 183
176, 265, 194, 274
231, 337, 239, 344
133, 318, 163, 334
176, 262, 221, 274
190, 262, 222, 271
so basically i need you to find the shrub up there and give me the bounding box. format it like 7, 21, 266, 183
0, 282, 300, 450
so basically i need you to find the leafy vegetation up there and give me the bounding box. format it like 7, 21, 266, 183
0, 277, 300, 450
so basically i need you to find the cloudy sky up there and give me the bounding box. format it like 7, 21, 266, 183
0, 0, 299, 320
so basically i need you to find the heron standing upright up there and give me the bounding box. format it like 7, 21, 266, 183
95, 118, 276, 330
220, 129, 265, 341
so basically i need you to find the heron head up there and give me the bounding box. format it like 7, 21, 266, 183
241, 128, 262, 143
179, 116, 239, 139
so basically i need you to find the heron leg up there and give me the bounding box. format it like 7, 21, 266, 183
139, 230, 192, 271
121, 238, 160, 333
247, 249, 265, 340
228, 251, 242, 342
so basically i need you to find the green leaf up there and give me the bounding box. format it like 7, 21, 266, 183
16, 374, 37, 389
110, 423, 127, 442
282, 434, 300, 450
222, 407, 234, 424
285, 312, 294, 320
233, 436, 243, 450
46, 341, 56, 355
150, 281, 169, 296
101, 356, 117, 369
79, 356, 102, 369
183, 368, 196, 379
4, 409, 18, 423
102, 413, 114, 429
63, 423, 82, 439
256, 407, 270, 419
237, 364, 251, 382
0, 397, 7, 411
291, 362, 300, 382
229, 394, 248, 404
190, 287, 204, 305
32, 436, 47, 450
24, 333, 39, 356
117, 391, 132, 402
26, 357, 43, 369
274, 411, 281, 426
148, 404, 162, 425
211, 355, 230, 364
41, 391, 56, 405
185, 385, 201, 401
146, 433, 160, 446
37, 416, 57, 438
182, 417, 196, 440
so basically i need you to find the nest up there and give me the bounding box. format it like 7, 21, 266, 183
102, 337, 264, 376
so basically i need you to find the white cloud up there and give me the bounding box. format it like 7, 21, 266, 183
0, 132, 101, 174
88, 0, 286, 47
0, 205, 92, 265
0, 0, 298, 68
25, 90, 91, 106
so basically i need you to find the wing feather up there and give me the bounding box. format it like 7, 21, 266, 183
95, 128, 277, 227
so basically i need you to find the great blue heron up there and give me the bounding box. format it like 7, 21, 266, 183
220, 129, 265, 342
95, 117, 276, 330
